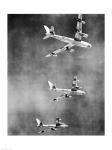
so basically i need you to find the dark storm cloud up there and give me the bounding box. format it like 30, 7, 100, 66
8, 14, 104, 135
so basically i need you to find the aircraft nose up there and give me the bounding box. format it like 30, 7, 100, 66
65, 124, 68, 127
84, 91, 86, 94
82, 91, 86, 95
63, 124, 68, 127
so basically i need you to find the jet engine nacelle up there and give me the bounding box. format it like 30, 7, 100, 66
69, 49, 75, 53
79, 32, 88, 38
65, 94, 70, 98
49, 52, 57, 57
52, 53, 57, 57
77, 19, 85, 24
66, 47, 75, 53
82, 21, 86, 24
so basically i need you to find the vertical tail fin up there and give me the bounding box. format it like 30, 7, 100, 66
44, 25, 50, 34
48, 81, 56, 91
56, 118, 61, 123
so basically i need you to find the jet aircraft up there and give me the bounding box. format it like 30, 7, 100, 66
48, 76, 86, 101
43, 14, 92, 57
36, 118, 68, 134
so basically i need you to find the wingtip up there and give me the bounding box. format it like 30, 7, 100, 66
45, 54, 51, 57
45, 55, 50, 57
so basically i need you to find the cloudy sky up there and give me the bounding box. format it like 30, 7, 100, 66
8, 14, 104, 135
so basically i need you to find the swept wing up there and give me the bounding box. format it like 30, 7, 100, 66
52, 92, 70, 101
45, 43, 74, 57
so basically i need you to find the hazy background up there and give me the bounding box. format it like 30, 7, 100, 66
8, 14, 104, 135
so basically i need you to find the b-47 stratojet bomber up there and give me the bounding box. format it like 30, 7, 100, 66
36, 118, 68, 134
43, 14, 92, 57
48, 76, 86, 101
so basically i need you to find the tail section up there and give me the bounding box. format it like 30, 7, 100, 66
48, 81, 56, 91
71, 75, 79, 91
44, 25, 50, 34
36, 118, 43, 127
43, 25, 55, 39
77, 14, 85, 24
56, 118, 61, 123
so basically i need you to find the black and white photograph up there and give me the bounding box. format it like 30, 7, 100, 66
8, 14, 104, 135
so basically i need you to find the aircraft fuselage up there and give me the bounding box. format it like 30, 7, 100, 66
54, 88, 86, 96
51, 34, 92, 48
42, 123, 68, 128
